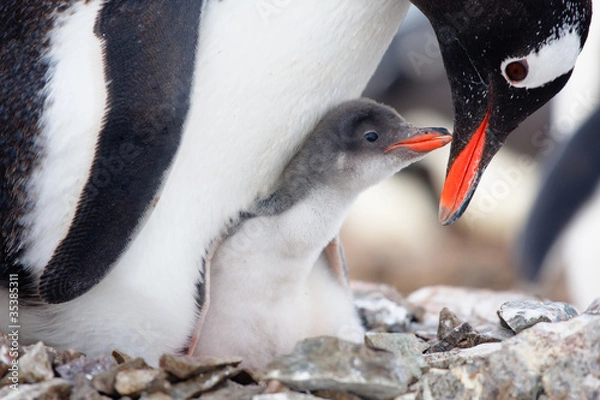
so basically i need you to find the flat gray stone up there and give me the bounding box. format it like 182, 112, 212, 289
169, 365, 240, 400
424, 343, 502, 369
498, 299, 578, 333
364, 332, 428, 377
264, 337, 416, 400
159, 353, 242, 380
473, 325, 515, 343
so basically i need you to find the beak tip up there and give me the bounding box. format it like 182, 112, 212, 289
438, 204, 452, 226
439, 201, 464, 226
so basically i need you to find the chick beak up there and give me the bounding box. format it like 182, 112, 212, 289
385, 127, 452, 153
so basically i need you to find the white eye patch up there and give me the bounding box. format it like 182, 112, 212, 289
501, 29, 583, 89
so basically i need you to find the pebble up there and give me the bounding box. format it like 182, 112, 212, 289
159, 353, 242, 380
364, 332, 428, 377
498, 299, 578, 333
114, 368, 169, 397
199, 381, 265, 400
0, 378, 70, 400
264, 336, 417, 400
2, 285, 599, 399
169, 364, 240, 399
407, 286, 537, 325
18, 342, 55, 384
55, 356, 115, 383
353, 282, 423, 332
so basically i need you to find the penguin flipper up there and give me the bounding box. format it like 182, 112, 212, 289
323, 237, 350, 287
38, 0, 204, 304
519, 108, 600, 279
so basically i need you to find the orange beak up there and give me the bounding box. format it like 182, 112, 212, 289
385, 129, 452, 153
439, 108, 491, 225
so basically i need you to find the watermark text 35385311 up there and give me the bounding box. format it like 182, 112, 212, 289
7, 274, 20, 390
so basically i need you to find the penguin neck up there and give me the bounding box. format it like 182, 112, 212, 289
256, 173, 361, 255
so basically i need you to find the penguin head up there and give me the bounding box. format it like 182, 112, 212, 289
311, 99, 451, 191
411, 0, 593, 224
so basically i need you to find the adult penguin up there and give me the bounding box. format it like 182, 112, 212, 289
0, 1, 592, 364
519, 107, 600, 309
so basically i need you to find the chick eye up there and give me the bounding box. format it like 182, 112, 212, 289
364, 131, 379, 143
504, 60, 529, 82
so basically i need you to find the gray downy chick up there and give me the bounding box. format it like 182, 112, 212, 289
189, 98, 451, 369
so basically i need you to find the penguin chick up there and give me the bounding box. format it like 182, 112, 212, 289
190, 98, 451, 369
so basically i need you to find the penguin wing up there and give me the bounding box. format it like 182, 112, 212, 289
519, 107, 600, 279
38, 0, 205, 304
323, 237, 350, 286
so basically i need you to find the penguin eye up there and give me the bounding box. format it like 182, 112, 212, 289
504, 60, 529, 83
364, 131, 379, 143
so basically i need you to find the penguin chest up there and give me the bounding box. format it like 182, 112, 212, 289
195, 208, 362, 368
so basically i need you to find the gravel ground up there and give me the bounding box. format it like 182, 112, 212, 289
2, 284, 599, 399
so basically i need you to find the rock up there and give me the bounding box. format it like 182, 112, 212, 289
436, 308, 463, 340
141, 393, 174, 400
394, 393, 416, 400
198, 381, 264, 400
498, 299, 578, 333
473, 325, 515, 343
411, 324, 438, 342
0, 378, 70, 400
112, 350, 134, 364
264, 337, 417, 400
169, 365, 240, 399
407, 286, 537, 326
253, 393, 322, 400
415, 367, 481, 400
114, 368, 170, 397
584, 297, 600, 315
424, 343, 502, 369
91, 357, 148, 396
352, 282, 423, 333
426, 307, 505, 352
70, 375, 112, 400
48, 348, 84, 369
425, 322, 474, 353
364, 332, 428, 377
159, 353, 242, 380
140, 393, 174, 400
18, 342, 55, 384
415, 313, 600, 398
55, 356, 115, 383
312, 389, 363, 400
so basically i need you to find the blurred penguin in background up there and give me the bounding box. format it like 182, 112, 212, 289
519, 107, 600, 310
519, 0, 600, 309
